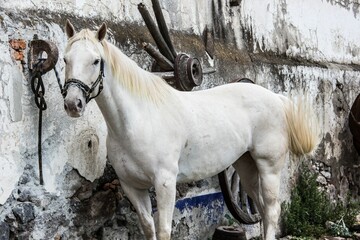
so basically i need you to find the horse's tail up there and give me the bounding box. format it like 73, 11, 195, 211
282, 96, 320, 156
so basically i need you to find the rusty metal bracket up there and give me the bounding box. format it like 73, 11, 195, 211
29, 35, 59, 75
204, 25, 215, 59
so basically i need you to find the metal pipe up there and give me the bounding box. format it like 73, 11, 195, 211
152, 71, 174, 80
203, 67, 216, 74
151, 0, 177, 59
142, 42, 174, 71
138, 3, 175, 62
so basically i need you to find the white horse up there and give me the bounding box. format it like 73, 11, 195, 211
62, 20, 319, 240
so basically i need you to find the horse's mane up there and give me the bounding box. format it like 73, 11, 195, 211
66, 29, 174, 104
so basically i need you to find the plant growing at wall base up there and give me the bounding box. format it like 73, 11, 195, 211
281, 163, 360, 238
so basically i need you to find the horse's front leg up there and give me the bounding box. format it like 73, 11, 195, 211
120, 181, 156, 240
154, 169, 177, 240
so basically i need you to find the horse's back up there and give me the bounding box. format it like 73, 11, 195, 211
180, 82, 288, 129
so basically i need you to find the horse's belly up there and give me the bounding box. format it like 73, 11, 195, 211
177, 153, 238, 183
177, 131, 248, 183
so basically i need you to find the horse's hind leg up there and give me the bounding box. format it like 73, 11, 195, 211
120, 181, 156, 240
254, 153, 286, 240
234, 151, 286, 240
232, 152, 263, 217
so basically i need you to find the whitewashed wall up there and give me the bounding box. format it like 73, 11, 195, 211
241, 0, 360, 64
0, 0, 360, 239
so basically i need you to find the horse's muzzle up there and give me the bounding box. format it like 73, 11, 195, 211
64, 97, 85, 118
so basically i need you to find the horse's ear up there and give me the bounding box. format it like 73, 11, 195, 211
65, 19, 76, 38
96, 23, 107, 42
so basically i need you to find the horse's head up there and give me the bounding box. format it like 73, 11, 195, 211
63, 20, 107, 117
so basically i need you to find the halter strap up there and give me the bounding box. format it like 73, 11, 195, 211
62, 59, 105, 103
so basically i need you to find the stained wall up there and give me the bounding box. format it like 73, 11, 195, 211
0, 0, 359, 239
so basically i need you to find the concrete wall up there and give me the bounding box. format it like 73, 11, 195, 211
0, 0, 360, 239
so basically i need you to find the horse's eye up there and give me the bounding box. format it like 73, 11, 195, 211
63, 58, 67, 64
93, 59, 100, 65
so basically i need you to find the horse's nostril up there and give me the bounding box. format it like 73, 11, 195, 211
77, 99, 83, 109
64, 103, 68, 110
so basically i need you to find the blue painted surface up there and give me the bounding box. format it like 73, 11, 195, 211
174, 191, 226, 227
175, 192, 225, 213
153, 192, 225, 213
152, 191, 226, 227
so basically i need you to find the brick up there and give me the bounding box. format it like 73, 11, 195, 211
9, 39, 26, 50
12, 50, 24, 61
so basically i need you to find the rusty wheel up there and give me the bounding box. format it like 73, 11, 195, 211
218, 166, 261, 224
174, 54, 203, 91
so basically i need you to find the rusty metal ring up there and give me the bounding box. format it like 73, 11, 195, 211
29, 39, 59, 75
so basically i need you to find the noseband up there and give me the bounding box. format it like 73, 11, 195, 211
62, 59, 105, 103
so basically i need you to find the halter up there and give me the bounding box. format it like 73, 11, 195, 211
62, 59, 105, 103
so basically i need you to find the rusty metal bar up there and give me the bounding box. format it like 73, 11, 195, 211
203, 67, 216, 74
151, 0, 177, 59
142, 42, 174, 71
152, 71, 174, 80
138, 3, 175, 63
152, 68, 215, 80
204, 25, 215, 59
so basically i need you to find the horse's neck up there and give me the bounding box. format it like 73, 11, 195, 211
95, 45, 177, 137
96, 71, 137, 135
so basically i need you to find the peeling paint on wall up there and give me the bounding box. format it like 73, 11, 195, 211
0, 0, 360, 239
241, 0, 360, 64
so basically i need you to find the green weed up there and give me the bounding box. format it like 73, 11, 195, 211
281, 163, 360, 238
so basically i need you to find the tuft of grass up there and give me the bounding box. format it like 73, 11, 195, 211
281, 163, 360, 238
